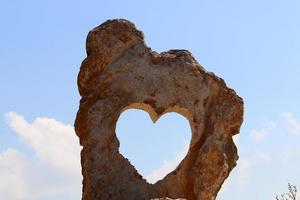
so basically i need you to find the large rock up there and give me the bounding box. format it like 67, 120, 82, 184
75, 19, 244, 200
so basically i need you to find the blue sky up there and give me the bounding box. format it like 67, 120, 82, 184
1, 1, 300, 199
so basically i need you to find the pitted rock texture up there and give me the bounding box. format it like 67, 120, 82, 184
75, 19, 244, 200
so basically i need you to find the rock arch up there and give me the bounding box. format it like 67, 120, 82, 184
75, 19, 244, 200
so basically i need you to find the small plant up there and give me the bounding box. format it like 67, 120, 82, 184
275, 183, 297, 200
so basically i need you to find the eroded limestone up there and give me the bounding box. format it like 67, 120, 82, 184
75, 19, 244, 200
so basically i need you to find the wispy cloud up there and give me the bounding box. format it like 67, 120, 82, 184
1, 112, 82, 200
236, 158, 251, 186
249, 121, 276, 143
145, 143, 189, 184
282, 112, 300, 135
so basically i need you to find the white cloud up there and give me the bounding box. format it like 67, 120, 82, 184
217, 157, 252, 197
249, 121, 276, 143
236, 158, 251, 186
5, 112, 81, 175
223, 151, 271, 189
1, 112, 82, 200
145, 143, 189, 184
219, 113, 300, 200
0, 149, 30, 200
282, 112, 300, 135
253, 151, 271, 163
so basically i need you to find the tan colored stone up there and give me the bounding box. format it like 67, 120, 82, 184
75, 19, 244, 200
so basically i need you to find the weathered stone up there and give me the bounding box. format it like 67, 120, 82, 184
75, 19, 244, 200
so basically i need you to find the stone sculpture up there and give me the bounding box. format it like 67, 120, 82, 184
75, 19, 244, 200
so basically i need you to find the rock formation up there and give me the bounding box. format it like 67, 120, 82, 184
75, 19, 244, 200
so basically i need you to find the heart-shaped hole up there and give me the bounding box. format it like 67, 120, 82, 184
116, 106, 191, 184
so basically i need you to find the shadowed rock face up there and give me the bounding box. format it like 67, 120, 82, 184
75, 19, 244, 200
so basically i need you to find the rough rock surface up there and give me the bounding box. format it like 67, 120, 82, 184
75, 19, 244, 200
